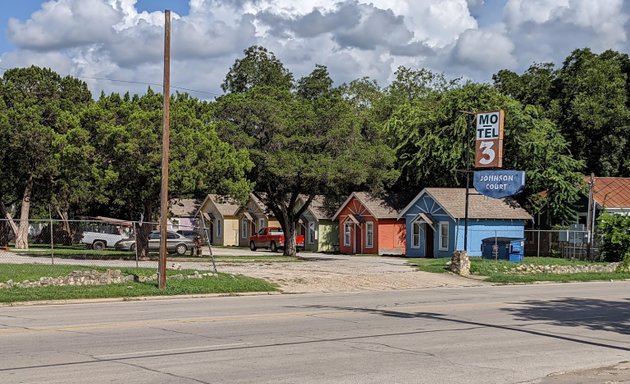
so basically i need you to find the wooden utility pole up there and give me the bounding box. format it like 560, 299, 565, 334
158, 9, 171, 290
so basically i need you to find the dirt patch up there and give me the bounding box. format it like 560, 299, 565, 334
217, 253, 487, 293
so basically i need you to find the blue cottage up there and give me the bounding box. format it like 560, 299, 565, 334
398, 188, 532, 258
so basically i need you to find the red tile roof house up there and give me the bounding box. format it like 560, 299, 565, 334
332, 192, 408, 255
589, 177, 630, 215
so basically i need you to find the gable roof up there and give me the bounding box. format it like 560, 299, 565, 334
399, 188, 532, 221
297, 195, 334, 220
332, 192, 409, 220
170, 199, 201, 217
200, 194, 241, 218
590, 177, 630, 209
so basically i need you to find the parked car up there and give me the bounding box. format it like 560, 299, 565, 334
115, 231, 196, 255
249, 227, 305, 252
81, 231, 128, 250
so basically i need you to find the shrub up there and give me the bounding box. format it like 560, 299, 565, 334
597, 211, 630, 263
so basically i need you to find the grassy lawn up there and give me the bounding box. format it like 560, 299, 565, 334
0, 264, 277, 303
408, 257, 630, 283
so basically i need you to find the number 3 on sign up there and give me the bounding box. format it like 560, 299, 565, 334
479, 141, 495, 165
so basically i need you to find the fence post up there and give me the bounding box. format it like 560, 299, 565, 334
49, 207, 55, 265
134, 221, 139, 269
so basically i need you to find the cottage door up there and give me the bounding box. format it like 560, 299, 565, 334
354, 223, 363, 254
425, 225, 434, 258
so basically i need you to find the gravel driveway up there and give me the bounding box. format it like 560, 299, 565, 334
216, 251, 486, 293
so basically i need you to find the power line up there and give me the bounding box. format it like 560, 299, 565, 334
0, 66, 222, 97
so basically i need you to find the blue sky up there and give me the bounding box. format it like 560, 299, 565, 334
1, 0, 627, 98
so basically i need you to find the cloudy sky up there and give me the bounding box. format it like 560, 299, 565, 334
1, 0, 629, 99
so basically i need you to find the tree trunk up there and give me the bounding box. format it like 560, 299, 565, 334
14, 176, 33, 249
56, 207, 73, 245
1, 201, 19, 240
284, 221, 297, 256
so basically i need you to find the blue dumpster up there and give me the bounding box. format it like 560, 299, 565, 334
481, 237, 525, 262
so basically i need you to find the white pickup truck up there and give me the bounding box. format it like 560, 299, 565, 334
80, 231, 128, 250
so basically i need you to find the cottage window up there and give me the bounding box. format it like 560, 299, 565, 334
412, 221, 421, 248
241, 220, 248, 239
439, 222, 449, 251
366, 222, 374, 248
216, 219, 222, 237
258, 218, 265, 230
308, 222, 316, 244
344, 221, 351, 246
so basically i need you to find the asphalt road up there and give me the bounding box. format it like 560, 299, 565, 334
1, 282, 629, 384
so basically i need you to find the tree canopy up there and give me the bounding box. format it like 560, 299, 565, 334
3, 45, 627, 249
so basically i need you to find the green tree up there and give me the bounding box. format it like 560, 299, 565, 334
493, 62, 556, 112
89, 90, 252, 257
597, 211, 630, 265
494, 49, 630, 177
0, 66, 91, 248
221, 46, 293, 94
554, 48, 630, 177
215, 61, 398, 255
384, 81, 583, 224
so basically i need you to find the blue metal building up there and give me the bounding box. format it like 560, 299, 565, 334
397, 188, 532, 258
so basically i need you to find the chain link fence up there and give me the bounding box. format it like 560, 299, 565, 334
524, 229, 600, 260
0, 218, 214, 277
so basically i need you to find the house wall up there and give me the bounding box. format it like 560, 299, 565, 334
168, 217, 197, 231
337, 196, 374, 255
317, 221, 339, 252
402, 193, 527, 258
222, 218, 240, 246
377, 219, 406, 255
453, 219, 526, 257
402, 194, 450, 258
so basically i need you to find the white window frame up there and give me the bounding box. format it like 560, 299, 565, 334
258, 218, 265, 230
411, 221, 421, 248
343, 221, 351, 246
241, 219, 248, 239
308, 222, 316, 244
216, 219, 222, 237
439, 221, 449, 251
365, 221, 374, 248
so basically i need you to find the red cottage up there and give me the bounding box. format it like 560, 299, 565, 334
332, 192, 407, 255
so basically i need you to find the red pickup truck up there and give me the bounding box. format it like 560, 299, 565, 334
249, 227, 305, 252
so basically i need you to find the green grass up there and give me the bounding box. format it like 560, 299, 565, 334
482, 271, 630, 283
11, 248, 137, 259
408, 257, 630, 283
407, 258, 450, 273
0, 264, 277, 303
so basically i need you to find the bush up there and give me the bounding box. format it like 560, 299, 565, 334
597, 211, 630, 263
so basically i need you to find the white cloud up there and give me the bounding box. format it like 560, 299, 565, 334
452, 29, 516, 71
8, 0, 120, 50
2, 0, 630, 98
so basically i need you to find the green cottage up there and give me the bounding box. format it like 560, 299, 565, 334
297, 196, 339, 253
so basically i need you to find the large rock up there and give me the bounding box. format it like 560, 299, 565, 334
450, 251, 470, 276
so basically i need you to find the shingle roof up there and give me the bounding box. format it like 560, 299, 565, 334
590, 177, 630, 209
170, 199, 201, 217
302, 195, 333, 220
353, 192, 410, 219
208, 194, 241, 217
423, 188, 532, 220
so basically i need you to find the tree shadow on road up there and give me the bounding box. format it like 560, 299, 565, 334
502, 297, 630, 335
290, 298, 630, 352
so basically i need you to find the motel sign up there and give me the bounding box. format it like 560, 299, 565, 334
475, 110, 504, 168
